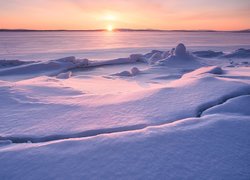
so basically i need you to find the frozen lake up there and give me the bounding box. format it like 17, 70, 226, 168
1, 31, 250, 61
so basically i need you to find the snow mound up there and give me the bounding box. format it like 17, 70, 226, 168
155, 43, 202, 68
175, 43, 186, 57
131, 67, 140, 75
144, 44, 194, 65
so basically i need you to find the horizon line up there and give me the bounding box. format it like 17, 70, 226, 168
0, 28, 250, 32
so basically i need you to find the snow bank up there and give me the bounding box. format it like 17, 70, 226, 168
0, 57, 88, 76
0, 59, 35, 69
0, 54, 146, 79
223, 48, 250, 58
183, 66, 223, 78
0, 46, 249, 80
192, 48, 250, 59
0, 140, 12, 146
2, 45, 249, 83
193, 50, 224, 58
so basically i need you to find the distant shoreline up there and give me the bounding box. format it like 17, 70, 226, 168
0, 29, 250, 33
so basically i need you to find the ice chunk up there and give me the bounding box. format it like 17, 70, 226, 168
207, 66, 223, 74
148, 52, 163, 64
162, 51, 170, 58
113, 70, 132, 76
131, 67, 140, 75
129, 54, 145, 62
112, 67, 141, 77
56, 71, 72, 79
55, 56, 76, 63
175, 43, 186, 57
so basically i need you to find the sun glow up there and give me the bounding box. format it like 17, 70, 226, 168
107, 25, 114, 32
104, 14, 117, 21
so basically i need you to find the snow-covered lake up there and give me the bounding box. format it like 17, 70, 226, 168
1, 31, 250, 61
0, 33, 250, 180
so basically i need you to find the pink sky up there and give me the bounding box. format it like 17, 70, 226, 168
0, 0, 250, 30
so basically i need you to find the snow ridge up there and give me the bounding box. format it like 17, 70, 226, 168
1, 93, 249, 144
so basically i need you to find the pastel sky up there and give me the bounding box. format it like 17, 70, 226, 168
0, 0, 250, 30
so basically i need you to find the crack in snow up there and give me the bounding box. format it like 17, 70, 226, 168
0, 124, 148, 144
196, 92, 250, 117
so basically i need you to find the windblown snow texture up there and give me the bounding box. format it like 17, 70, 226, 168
0, 44, 250, 180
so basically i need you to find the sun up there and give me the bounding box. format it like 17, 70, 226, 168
107, 25, 113, 32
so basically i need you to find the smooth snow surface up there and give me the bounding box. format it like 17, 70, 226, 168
0, 44, 250, 180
